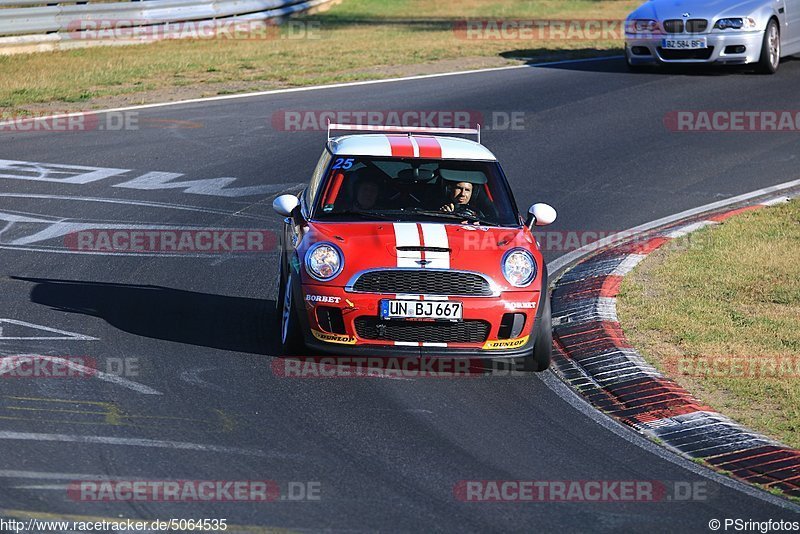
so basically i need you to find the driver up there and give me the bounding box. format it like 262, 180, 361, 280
440, 181, 474, 213
438, 169, 487, 219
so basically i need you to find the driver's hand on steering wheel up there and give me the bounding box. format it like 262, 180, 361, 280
440, 203, 455, 213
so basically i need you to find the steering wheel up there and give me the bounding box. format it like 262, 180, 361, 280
453, 204, 478, 218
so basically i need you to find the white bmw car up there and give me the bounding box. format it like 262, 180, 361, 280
625, 0, 800, 73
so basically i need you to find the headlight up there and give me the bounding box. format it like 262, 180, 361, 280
305, 242, 343, 281
627, 19, 659, 33
715, 17, 757, 30
502, 249, 537, 288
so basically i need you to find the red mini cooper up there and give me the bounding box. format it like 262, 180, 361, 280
272, 124, 557, 371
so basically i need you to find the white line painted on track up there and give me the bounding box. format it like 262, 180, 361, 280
548, 177, 800, 276
0, 192, 272, 221
538, 373, 800, 512
609, 254, 647, 277
0, 355, 161, 395
11, 484, 71, 490
0, 431, 282, 458
0, 319, 97, 341
0, 193, 286, 257
0, 470, 111, 480
761, 195, 791, 206
663, 220, 718, 239
0, 159, 301, 198
0, 56, 621, 125
542, 183, 800, 512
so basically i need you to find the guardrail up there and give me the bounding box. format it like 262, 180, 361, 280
0, 0, 335, 54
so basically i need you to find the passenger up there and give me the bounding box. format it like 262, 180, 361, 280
353, 174, 381, 210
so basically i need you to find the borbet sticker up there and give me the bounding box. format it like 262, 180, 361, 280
305, 295, 342, 303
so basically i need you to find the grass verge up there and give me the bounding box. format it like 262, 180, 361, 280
617, 200, 800, 449
0, 0, 638, 114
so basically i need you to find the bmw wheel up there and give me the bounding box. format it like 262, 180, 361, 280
757, 19, 780, 74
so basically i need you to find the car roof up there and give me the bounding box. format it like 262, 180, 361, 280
328, 134, 498, 162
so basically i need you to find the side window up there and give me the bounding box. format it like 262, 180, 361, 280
305, 151, 332, 209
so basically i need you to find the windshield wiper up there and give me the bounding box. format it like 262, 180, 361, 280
321, 209, 400, 221
402, 208, 495, 226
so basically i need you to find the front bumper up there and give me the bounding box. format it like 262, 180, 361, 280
293, 282, 545, 359
625, 30, 764, 65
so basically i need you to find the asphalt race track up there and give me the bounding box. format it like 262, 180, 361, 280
1, 57, 799, 532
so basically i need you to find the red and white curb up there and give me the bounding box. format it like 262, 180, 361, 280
550, 193, 800, 499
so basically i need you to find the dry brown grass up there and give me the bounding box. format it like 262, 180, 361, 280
0, 0, 639, 113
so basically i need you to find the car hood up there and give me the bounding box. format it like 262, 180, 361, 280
628, 0, 767, 22
299, 221, 542, 292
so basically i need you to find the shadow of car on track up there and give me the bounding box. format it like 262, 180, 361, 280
503, 49, 800, 75
14, 277, 278, 355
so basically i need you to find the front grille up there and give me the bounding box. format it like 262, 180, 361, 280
351, 270, 493, 296
685, 19, 708, 33
662, 19, 708, 34
663, 19, 683, 33
355, 317, 490, 343
658, 46, 714, 60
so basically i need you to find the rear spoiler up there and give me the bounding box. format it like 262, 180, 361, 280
327, 122, 481, 144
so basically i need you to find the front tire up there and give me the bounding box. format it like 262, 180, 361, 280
279, 273, 304, 355
757, 19, 781, 74
517, 293, 552, 372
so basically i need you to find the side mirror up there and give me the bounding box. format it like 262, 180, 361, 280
526, 203, 557, 228
273, 194, 300, 217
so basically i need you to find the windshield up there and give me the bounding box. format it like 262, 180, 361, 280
311, 156, 520, 226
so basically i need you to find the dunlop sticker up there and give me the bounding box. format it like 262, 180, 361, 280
483, 336, 529, 350
312, 329, 357, 345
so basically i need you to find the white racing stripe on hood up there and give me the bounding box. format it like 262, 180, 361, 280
391, 224, 451, 348
393, 223, 421, 267
419, 223, 450, 269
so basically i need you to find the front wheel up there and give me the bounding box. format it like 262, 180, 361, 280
279, 273, 304, 355
757, 19, 780, 74
516, 293, 552, 372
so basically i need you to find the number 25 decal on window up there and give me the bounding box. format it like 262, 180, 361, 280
332, 158, 355, 170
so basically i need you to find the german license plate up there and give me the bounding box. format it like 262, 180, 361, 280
662, 38, 707, 49
380, 300, 463, 321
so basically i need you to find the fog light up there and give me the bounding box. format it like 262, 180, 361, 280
724, 45, 746, 54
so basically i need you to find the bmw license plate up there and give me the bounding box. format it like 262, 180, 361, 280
662, 37, 707, 49
380, 300, 463, 321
